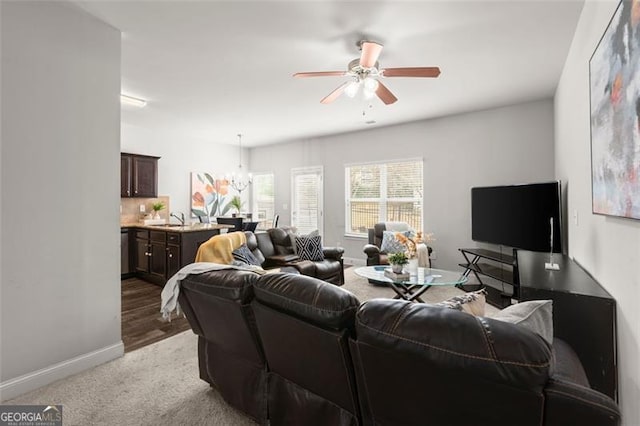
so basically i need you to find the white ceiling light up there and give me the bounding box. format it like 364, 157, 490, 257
120, 94, 147, 107
344, 81, 359, 98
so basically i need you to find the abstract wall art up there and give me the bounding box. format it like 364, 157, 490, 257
590, 0, 640, 220
190, 172, 233, 218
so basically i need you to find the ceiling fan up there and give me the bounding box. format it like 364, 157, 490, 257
293, 40, 440, 105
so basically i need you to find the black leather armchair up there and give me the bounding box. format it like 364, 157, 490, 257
350, 299, 620, 426
363, 223, 432, 266
252, 273, 361, 425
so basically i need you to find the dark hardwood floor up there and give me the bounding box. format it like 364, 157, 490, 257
121, 277, 191, 353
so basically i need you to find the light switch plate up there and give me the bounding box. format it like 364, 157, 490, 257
140, 204, 146, 213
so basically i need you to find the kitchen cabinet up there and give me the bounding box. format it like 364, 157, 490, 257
121, 153, 160, 198
121, 228, 133, 278
132, 227, 219, 285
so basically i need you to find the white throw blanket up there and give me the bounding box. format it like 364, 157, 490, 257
384, 221, 411, 232
160, 262, 265, 321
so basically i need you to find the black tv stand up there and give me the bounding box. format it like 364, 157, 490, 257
459, 248, 518, 307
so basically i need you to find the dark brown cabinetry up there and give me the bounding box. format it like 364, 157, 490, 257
132, 228, 218, 285
121, 228, 133, 278
121, 153, 159, 198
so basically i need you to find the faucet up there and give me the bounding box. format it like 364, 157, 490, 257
170, 212, 185, 225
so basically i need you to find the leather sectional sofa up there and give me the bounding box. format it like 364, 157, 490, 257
177, 269, 620, 426
195, 229, 345, 285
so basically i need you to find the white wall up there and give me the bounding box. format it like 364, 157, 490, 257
121, 123, 250, 220
249, 99, 556, 268
555, 1, 640, 424
0, 1, 122, 399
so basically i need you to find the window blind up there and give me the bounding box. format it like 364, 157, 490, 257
346, 160, 423, 235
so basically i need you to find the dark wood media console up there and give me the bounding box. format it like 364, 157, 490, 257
516, 250, 617, 401
459, 248, 617, 401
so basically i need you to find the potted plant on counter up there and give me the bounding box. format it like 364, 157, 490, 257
151, 201, 165, 220
388, 252, 408, 274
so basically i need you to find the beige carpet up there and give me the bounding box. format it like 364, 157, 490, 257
7, 268, 495, 425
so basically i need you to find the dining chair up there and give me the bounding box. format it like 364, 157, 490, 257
243, 221, 259, 232
216, 217, 243, 232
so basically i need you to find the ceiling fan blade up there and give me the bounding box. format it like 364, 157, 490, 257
359, 41, 383, 68
375, 81, 398, 105
293, 71, 347, 78
320, 82, 350, 104
381, 67, 441, 78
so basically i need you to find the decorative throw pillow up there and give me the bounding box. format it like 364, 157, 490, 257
290, 229, 319, 254
380, 230, 409, 254
232, 244, 261, 266
492, 300, 553, 345
434, 289, 487, 316
295, 234, 324, 261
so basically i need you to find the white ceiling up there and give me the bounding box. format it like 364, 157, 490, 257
77, 0, 584, 147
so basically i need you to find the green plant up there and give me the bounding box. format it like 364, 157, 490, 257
229, 195, 244, 213
151, 201, 165, 212
388, 252, 409, 265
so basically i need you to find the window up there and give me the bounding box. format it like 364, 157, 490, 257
291, 166, 323, 235
251, 173, 275, 230
345, 159, 423, 236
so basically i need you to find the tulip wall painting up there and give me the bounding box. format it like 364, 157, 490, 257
190, 172, 233, 218
590, 0, 640, 220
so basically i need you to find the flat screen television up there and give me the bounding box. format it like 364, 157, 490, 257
471, 181, 562, 253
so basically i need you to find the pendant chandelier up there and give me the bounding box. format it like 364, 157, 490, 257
229, 133, 252, 194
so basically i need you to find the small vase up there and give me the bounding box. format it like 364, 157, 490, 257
407, 258, 419, 276
391, 264, 403, 274
153, 212, 161, 220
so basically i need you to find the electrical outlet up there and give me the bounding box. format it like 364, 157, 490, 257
283, 203, 288, 210
140, 204, 146, 213
573, 209, 578, 226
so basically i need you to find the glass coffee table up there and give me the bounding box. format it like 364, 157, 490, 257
355, 265, 468, 303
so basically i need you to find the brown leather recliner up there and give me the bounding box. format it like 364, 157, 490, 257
177, 269, 267, 424
350, 298, 620, 426
252, 273, 361, 425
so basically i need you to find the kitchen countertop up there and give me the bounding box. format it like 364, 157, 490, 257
121, 223, 234, 233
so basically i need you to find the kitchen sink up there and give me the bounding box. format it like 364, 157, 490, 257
151, 223, 185, 227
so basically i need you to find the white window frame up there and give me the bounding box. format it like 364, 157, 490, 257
251, 172, 275, 230
291, 166, 324, 235
344, 158, 423, 238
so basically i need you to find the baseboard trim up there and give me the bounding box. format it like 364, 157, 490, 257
344, 257, 365, 266
0, 341, 124, 401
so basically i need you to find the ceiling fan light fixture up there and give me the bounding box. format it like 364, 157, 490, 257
363, 88, 376, 100
344, 81, 360, 98
293, 40, 440, 105
363, 77, 379, 92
